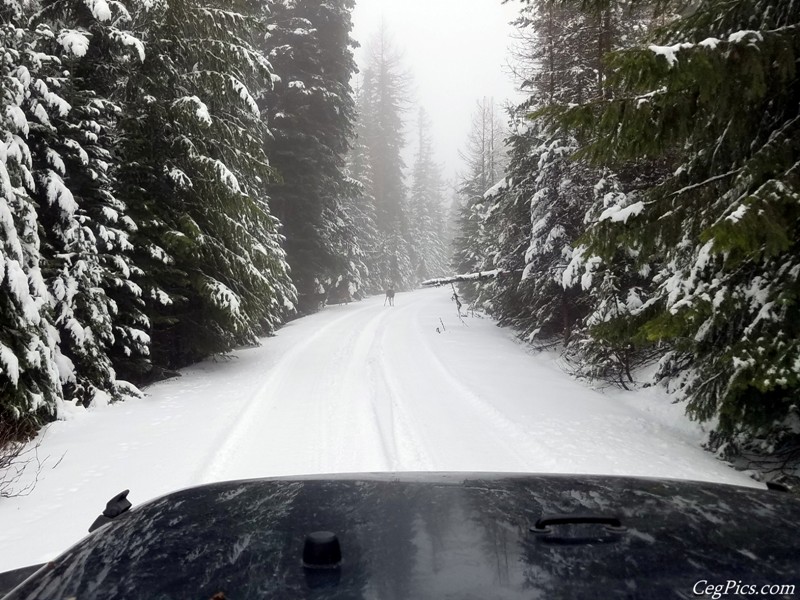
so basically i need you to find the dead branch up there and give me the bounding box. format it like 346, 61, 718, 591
422, 267, 563, 287
450, 284, 469, 327
0, 424, 46, 499
422, 269, 515, 287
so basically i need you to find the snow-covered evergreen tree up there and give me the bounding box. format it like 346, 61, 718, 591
29, 0, 147, 405
341, 79, 381, 295
456, 0, 656, 387
358, 26, 414, 290
1, 0, 149, 427
441, 183, 460, 261
555, 0, 800, 455
470, 112, 590, 342
1, 5, 63, 430
261, 0, 360, 312
408, 109, 448, 283
321, 176, 375, 303
505, 1, 651, 347
452, 97, 507, 303
116, 0, 295, 371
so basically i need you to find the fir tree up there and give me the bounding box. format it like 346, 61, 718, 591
343, 78, 381, 295
359, 26, 414, 289
553, 0, 800, 455
29, 0, 146, 405
460, 0, 657, 391
408, 108, 448, 282
452, 97, 507, 303
1, 2, 64, 429
261, 0, 360, 312
116, 0, 295, 372
441, 183, 461, 266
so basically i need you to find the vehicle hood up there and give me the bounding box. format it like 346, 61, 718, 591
4, 472, 800, 599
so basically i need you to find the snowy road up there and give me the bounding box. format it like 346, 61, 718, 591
200, 289, 546, 480
0, 288, 759, 572
199, 287, 754, 482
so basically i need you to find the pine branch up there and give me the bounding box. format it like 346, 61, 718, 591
669, 168, 742, 198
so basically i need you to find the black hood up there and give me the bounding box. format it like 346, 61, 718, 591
4, 473, 799, 599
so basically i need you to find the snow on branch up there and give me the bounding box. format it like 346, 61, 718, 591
57, 30, 90, 57
84, 0, 112, 22
173, 95, 212, 126
649, 30, 765, 68
483, 177, 508, 199
181, 72, 260, 117
205, 278, 241, 315
598, 200, 645, 223
198, 156, 241, 193
109, 30, 145, 62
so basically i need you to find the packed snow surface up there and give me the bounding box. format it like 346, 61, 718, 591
0, 288, 759, 572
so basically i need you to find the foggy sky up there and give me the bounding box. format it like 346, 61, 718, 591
350, 0, 522, 182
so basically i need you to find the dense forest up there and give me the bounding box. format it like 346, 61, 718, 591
1, 0, 798, 476
0, 0, 446, 435
453, 0, 799, 469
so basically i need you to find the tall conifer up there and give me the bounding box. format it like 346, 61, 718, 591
554, 0, 800, 454
116, 0, 294, 371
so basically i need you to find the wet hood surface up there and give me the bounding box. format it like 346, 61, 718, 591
5, 473, 800, 599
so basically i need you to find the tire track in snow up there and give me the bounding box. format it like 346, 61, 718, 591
405, 311, 564, 472
197, 300, 387, 483
367, 300, 436, 471
315, 301, 395, 473
375, 297, 559, 472
197, 287, 747, 484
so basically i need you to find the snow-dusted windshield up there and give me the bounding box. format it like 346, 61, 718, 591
0, 0, 798, 582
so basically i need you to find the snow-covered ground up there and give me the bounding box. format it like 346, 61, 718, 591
0, 288, 759, 573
